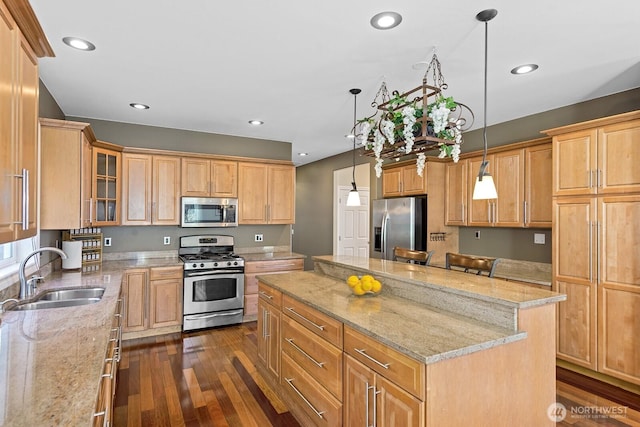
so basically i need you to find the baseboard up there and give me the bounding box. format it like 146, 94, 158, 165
557, 366, 640, 412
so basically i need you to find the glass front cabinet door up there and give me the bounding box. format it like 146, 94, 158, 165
92, 146, 121, 225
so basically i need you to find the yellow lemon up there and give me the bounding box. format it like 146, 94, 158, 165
347, 275, 360, 288
361, 280, 373, 292
361, 274, 375, 283
371, 280, 382, 293
352, 284, 366, 295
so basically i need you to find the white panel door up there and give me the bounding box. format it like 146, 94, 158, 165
337, 187, 369, 257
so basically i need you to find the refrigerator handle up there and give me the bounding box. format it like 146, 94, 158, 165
381, 213, 389, 256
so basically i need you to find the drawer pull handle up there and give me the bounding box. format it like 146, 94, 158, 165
355, 348, 390, 369
259, 291, 273, 299
284, 377, 326, 419
285, 338, 326, 368
285, 307, 325, 331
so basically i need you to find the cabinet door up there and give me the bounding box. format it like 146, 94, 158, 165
598, 119, 640, 194
524, 144, 552, 227
152, 155, 181, 225
149, 278, 182, 329
0, 3, 16, 243
598, 282, 640, 385
553, 198, 597, 369
266, 305, 281, 378
121, 153, 152, 225
257, 298, 268, 365
377, 375, 425, 427
211, 160, 238, 197
467, 155, 494, 226
344, 355, 375, 427
268, 165, 295, 224
181, 158, 210, 196
382, 168, 402, 198
445, 160, 467, 225
122, 269, 148, 332
401, 165, 427, 195
14, 33, 38, 240
553, 129, 597, 196
93, 147, 121, 226
238, 162, 268, 224
81, 133, 93, 227
493, 149, 525, 226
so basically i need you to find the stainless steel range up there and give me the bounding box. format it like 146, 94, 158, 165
179, 235, 245, 331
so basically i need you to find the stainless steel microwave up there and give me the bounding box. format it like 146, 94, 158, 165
181, 197, 238, 227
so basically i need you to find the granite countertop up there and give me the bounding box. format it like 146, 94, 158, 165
258, 270, 526, 365
0, 257, 181, 427
240, 251, 306, 262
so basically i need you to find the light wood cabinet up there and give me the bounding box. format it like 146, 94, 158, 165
181, 158, 237, 197
244, 258, 304, 319
0, 3, 38, 243
548, 114, 640, 197
40, 119, 96, 229
524, 144, 553, 227
444, 159, 467, 225
257, 282, 281, 380
122, 266, 183, 335
382, 164, 427, 197
122, 153, 181, 225
238, 162, 295, 224
92, 145, 122, 226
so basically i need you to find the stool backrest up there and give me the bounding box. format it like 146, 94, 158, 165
445, 252, 499, 277
393, 247, 434, 266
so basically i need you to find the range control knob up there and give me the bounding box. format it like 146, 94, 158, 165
213, 262, 218, 267
226, 261, 232, 266
200, 263, 205, 268
233, 261, 238, 266
192, 263, 197, 268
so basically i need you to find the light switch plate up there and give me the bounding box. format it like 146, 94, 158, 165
163, 236, 171, 245
534, 233, 545, 244
104, 237, 112, 247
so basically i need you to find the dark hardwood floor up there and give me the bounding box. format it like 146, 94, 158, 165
114, 322, 640, 427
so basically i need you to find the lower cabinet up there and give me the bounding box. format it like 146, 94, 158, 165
122, 266, 183, 336
257, 282, 282, 380
244, 258, 304, 319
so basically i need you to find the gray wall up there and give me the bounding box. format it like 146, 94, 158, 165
294, 88, 640, 265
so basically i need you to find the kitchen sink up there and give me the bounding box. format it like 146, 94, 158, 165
36, 287, 105, 301
7, 298, 102, 311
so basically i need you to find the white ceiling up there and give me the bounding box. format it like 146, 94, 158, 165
30, 0, 640, 166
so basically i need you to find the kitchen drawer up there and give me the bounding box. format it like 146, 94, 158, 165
245, 258, 304, 274
282, 295, 343, 349
244, 294, 258, 316
258, 282, 282, 308
344, 325, 425, 400
281, 353, 342, 427
282, 314, 343, 399
149, 265, 182, 280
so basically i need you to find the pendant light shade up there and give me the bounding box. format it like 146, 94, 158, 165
472, 9, 498, 200
346, 88, 361, 207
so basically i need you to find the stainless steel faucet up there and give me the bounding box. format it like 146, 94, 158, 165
18, 247, 67, 299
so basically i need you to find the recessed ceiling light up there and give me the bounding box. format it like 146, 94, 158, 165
248, 120, 264, 126
370, 11, 402, 30
62, 37, 96, 51
129, 103, 150, 110
298, 152, 309, 157
511, 64, 539, 74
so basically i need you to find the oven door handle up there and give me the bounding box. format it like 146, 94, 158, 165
185, 310, 243, 320
185, 269, 243, 277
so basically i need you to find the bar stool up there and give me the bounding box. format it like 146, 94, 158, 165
393, 247, 434, 266
445, 252, 500, 277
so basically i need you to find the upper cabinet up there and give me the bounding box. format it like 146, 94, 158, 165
40, 119, 96, 230
546, 114, 640, 197
446, 139, 552, 228
121, 152, 181, 226
0, 1, 48, 243
92, 144, 122, 226
238, 162, 295, 224
181, 158, 237, 198
382, 163, 427, 197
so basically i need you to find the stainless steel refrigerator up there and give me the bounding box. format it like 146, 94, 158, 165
372, 196, 427, 260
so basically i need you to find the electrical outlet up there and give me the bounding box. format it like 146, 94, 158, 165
255, 234, 264, 242
104, 237, 112, 247
163, 236, 171, 245
475, 230, 481, 239
534, 233, 546, 245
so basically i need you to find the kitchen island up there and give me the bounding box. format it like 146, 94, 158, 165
255, 255, 566, 426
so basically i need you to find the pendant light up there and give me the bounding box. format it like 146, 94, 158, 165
472, 9, 499, 200
346, 88, 362, 207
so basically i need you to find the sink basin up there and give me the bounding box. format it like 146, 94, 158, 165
8, 298, 102, 311
36, 287, 105, 301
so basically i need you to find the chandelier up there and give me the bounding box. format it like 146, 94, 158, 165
359, 53, 473, 177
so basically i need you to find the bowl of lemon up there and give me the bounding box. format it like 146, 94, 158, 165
346, 274, 382, 296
